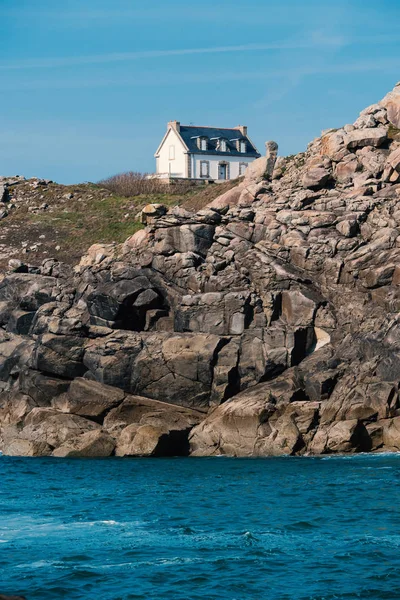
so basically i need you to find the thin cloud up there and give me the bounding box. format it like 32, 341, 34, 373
0, 38, 345, 71
1, 58, 400, 93
0, 32, 398, 72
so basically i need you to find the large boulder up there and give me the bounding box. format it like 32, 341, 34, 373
2, 408, 101, 456
52, 430, 115, 457
308, 420, 371, 454
207, 186, 243, 210
380, 82, 400, 128
302, 166, 331, 190
381, 416, 400, 450
190, 370, 310, 456
387, 146, 400, 172
86, 276, 164, 330
129, 333, 224, 408
244, 156, 269, 182
344, 127, 387, 149
34, 334, 86, 379
103, 394, 203, 456
52, 378, 125, 418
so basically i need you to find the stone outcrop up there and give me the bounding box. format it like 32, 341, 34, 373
1, 83, 400, 457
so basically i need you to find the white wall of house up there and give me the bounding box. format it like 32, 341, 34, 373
191, 154, 254, 180
156, 129, 188, 177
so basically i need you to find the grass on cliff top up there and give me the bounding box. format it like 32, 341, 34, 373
31, 194, 144, 244
0, 178, 237, 269
29, 179, 240, 249
28, 188, 194, 261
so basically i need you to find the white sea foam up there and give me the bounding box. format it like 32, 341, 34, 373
99, 520, 118, 525
321, 452, 400, 460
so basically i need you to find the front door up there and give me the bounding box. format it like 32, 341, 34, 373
218, 163, 227, 180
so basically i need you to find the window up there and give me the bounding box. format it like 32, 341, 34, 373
200, 160, 209, 178
240, 140, 246, 153
220, 139, 227, 152
239, 162, 249, 176
198, 137, 208, 151
169, 145, 175, 160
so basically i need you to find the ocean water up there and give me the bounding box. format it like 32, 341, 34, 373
1, 455, 400, 600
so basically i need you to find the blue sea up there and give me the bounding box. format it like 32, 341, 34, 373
1, 455, 400, 600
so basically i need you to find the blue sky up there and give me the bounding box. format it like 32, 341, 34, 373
1, 0, 400, 184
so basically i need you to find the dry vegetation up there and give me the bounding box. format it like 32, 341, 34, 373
98, 171, 194, 197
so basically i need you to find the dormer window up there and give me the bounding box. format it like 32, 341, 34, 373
198, 136, 208, 151
212, 137, 229, 153
240, 140, 246, 153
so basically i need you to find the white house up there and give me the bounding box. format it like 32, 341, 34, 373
154, 121, 260, 181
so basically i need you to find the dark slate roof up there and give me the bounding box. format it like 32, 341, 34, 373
179, 126, 260, 158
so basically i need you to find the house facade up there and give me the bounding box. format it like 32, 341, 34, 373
154, 121, 260, 181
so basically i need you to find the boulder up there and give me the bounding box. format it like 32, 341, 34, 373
19, 369, 69, 405
381, 416, 400, 450
336, 218, 359, 238
265, 140, 279, 178
302, 166, 331, 190
0, 393, 38, 437
334, 155, 359, 183
244, 156, 269, 182
344, 127, 387, 149
3, 438, 52, 457
115, 423, 189, 457
52, 430, 115, 457
387, 146, 400, 172
207, 186, 243, 210
52, 378, 125, 418
141, 203, 167, 224
320, 130, 346, 160
13, 408, 100, 451
78, 243, 116, 268
123, 228, 151, 252
0, 184, 9, 203
380, 81, 400, 128
129, 333, 224, 408
280, 289, 317, 327
308, 420, 371, 454
86, 276, 159, 329
34, 334, 86, 379
102, 394, 203, 456
104, 394, 202, 433
190, 371, 309, 457
154, 223, 215, 257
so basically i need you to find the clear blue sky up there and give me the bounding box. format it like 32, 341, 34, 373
1, 0, 400, 184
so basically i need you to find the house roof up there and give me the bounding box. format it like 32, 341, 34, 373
178, 126, 260, 158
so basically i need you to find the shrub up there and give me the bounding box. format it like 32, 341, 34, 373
98, 171, 193, 197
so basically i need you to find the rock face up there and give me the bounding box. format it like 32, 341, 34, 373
1, 83, 400, 457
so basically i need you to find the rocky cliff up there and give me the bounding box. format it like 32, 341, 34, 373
1, 83, 400, 457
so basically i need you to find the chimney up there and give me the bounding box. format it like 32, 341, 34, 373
236, 125, 247, 137
168, 120, 180, 133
